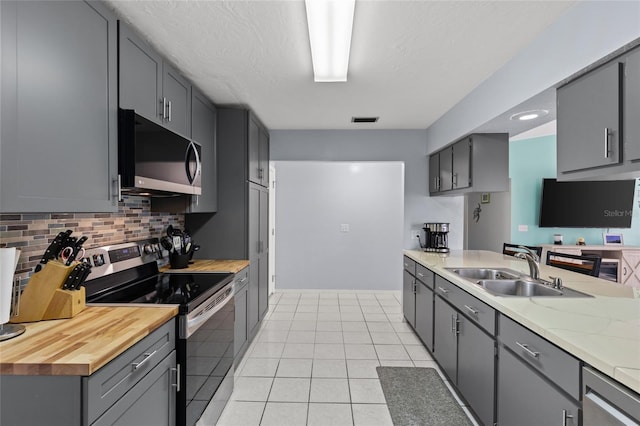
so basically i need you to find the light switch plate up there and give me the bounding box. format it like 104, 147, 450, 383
518, 225, 528, 232
340, 224, 350, 232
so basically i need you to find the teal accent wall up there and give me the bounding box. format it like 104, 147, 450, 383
509, 135, 640, 246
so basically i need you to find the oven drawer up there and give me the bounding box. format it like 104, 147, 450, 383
84, 319, 176, 424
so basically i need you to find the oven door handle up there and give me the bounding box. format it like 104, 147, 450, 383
183, 283, 233, 338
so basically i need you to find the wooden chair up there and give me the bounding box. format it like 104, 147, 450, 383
502, 243, 543, 259
545, 251, 602, 277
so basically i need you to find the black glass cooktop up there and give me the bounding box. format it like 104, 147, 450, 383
87, 272, 233, 312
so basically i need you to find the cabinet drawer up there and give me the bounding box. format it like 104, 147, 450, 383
84, 319, 176, 424
499, 314, 580, 400
403, 256, 416, 276
234, 266, 249, 291
415, 264, 433, 289
434, 275, 495, 335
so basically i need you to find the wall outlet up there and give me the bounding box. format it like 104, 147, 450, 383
340, 224, 350, 232
518, 224, 529, 232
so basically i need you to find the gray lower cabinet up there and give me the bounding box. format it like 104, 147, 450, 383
498, 346, 579, 426
433, 275, 496, 425
414, 267, 434, 351
0, 320, 177, 426
433, 295, 458, 381
0, 0, 118, 213
402, 269, 416, 328
234, 267, 249, 359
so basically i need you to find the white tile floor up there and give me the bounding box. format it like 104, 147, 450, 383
216, 290, 479, 426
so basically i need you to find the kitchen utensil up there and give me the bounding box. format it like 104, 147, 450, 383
167, 224, 174, 237
189, 244, 200, 260
160, 236, 173, 252
62, 264, 83, 289
35, 230, 73, 272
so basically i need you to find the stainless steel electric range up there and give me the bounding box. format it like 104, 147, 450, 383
83, 238, 235, 426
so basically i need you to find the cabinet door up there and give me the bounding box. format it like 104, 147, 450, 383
497, 346, 579, 426
452, 138, 471, 190
621, 250, 640, 287
248, 116, 261, 185
625, 48, 640, 162
1, 0, 118, 213
457, 317, 495, 426
258, 188, 269, 319
415, 281, 433, 351
429, 153, 440, 193
433, 296, 457, 382
162, 62, 191, 138
247, 185, 260, 334
557, 60, 622, 173
402, 270, 416, 328
190, 88, 217, 213
259, 127, 270, 187
119, 22, 162, 125
439, 147, 453, 192
93, 351, 177, 426
234, 282, 248, 357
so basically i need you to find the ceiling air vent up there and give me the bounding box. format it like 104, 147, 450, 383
351, 116, 379, 123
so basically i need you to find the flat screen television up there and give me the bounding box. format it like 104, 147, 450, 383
539, 179, 635, 228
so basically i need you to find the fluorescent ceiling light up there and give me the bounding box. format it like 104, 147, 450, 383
305, 0, 355, 82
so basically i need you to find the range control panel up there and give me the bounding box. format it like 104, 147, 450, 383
83, 238, 165, 281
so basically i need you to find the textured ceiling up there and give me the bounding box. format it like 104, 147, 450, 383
104, 0, 576, 130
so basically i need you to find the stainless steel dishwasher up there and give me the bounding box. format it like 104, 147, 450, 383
583, 367, 640, 425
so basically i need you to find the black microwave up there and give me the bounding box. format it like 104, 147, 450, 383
118, 109, 201, 196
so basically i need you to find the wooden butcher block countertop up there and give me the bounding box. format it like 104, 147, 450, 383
0, 306, 177, 376
160, 259, 249, 274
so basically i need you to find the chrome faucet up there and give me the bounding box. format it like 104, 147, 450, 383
514, 246, 540, 280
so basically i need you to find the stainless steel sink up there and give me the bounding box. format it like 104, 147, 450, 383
446, 267, 522, 280
477, 279, 562, 296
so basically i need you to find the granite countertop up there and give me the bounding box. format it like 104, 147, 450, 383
0, 306, 178, 376
404, 249, 640, 393
160, 259, 249, 274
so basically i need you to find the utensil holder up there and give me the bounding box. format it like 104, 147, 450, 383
10, 261, 86, 323
169, 253, 190, 269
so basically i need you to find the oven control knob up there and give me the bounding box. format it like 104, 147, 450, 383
93, 254, 105, 267
143, 244, 154, 254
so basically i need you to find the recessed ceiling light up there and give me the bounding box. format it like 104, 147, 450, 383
509, 109, 549, 121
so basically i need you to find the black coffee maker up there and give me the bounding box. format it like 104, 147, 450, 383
419, 222, 450, 253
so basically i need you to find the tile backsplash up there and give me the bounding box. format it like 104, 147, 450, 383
0, 196, 184, 284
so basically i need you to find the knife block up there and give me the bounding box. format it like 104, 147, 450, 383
10, 261, 86, 323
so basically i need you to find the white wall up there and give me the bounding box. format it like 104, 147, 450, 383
274, 161, 403, 290
270, 129, 465, 250
426, 1, 640, 152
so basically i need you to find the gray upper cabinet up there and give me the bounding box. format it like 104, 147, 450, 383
189, 87, 217, 213
248, 114, 270, 187
0, 0, 118, 213
557, 60, 622, 173
429, 133, 508, 196
451, 139, 471, 190
625, 47, 640, 163
428, 154, 440, 193
119, 22, 191, 139
557, 44, 640, 180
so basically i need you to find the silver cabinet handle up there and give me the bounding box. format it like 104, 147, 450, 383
168, 100, 172, 122
171, 364, 181, 392
160, 97, 167, 120
604, 127, 611, 158
132, 350, 157, 371
451, 314, 456, 333
452, 173, 458, 187
113, 175, 122, 203
404, 262, 409, 268
437, 176, 441, 190
438, 286, 449, 295
562, 409, 574, 426
515, 341, 539, 358
464, 305, 478, 315
417, 272, 424, 278
623, 266, 628, 276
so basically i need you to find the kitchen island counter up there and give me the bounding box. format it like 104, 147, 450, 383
405, 249, 640, 393
0, 305, 177, 376
160, 259, 249, 274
